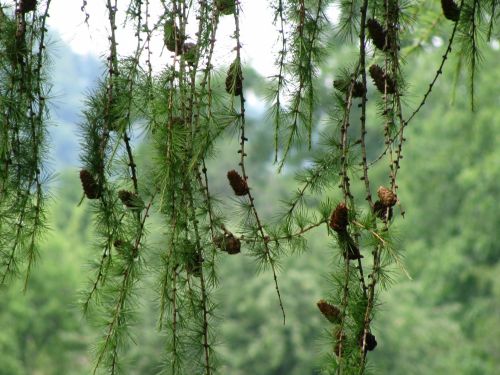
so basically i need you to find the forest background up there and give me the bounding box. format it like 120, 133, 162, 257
0, 7, 499, 375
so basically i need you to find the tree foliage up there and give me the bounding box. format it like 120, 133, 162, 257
0, 0, 499, 374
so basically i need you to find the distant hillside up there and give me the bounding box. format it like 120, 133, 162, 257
46, 33, 102, 168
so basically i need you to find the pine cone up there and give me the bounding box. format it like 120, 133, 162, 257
352, 81, 367, 98
227, 170, 248, 196
334, 79, 366, 98
369, 64, 396, 94
225, 61, 243, 96
214, 233, 241, 255
359, 331, 377, 352
164, 21, 184, 54
118, 190, 144, 209
373, 200, 393, 220
367, 19, 389, 51
377, 186, 397, 207
19, 0, 37, 13
329, 203, 349, 233
441, 0, 460, 22
346, 237, 363, 260
216, 0, 236, 16
80, 169, 100, 199
339, 231, 363, 260
317, 299, 341, 323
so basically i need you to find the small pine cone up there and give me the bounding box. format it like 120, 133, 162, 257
317, 300, 341, 324
346, 237, 363, 260
19, 0, 37, 13
441, 0, 460, 22
216, 0, 236, 16
80, 169, 100, 199
339, 231, 363, 260
227, 170, 248, 196
329, 203, 349, 233
164, 22, 184, 54
373, 200, 393, 220
367, 19, 389, 51
369, 64, 396, 94
214, 233, 241, 254
334, 79, 366, 98
359, 331, 378, 352
377, 186, 397, 207
225, 234, 241, 254
118, 190, 144, 209
352, 81, 367, 98
225, 61, 243, 96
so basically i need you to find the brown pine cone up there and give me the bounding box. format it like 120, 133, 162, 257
377, 186, 397, 207
334, 79, 366, 98
216, 0, 236, 15
164, 22, 184, 54
373, 200, 393, 220
80, 169, 100, 199
338, 231, 363, 260
352, 81, 367, 98
367, 18, 389, 51
346, 234, 363, 260
329, 203, 349, 233
214, 233, 241, 255
317, 299, 341, 324
227, 170, 248, 196
441, 0, 460, 22
225, 61, 243, 96
359, 331, 378, 352
369, 64, 396, 94
19, 0, 37, 13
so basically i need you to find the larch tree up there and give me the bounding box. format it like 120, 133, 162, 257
0, 0, 498, 374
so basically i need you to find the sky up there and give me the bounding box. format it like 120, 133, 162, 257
48, 0, 282, 77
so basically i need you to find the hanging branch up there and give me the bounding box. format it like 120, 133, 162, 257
277, 0, 326, 171
0, 0, 51, 287
232, 0, 286, 324
23, 0, 52, 291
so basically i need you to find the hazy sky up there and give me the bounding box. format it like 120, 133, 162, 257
48, 0, 281, 76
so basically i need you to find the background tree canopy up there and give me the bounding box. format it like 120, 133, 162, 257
0, 0, 499, 374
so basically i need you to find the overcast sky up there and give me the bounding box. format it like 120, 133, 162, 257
47, 0, 282, 76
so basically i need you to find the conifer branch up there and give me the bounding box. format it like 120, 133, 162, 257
406, 0, 463, 126
233, 1, 286, 324
271, 0, 287, 162
23, 0, 52, 291
359, 0, 372, 208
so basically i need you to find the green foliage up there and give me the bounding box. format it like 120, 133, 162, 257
1, 1, 500, 374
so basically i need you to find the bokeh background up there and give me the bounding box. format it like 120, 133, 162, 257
1, 1, 499, 374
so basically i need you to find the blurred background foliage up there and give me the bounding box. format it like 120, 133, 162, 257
0, 20, 499, 374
